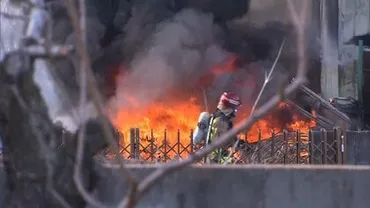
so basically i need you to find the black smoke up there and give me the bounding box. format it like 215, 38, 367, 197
91, 1, 293, 108
43, 0, 318, 129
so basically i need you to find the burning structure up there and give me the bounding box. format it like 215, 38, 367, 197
44, 0, 333, 151
0, 1, 362, 206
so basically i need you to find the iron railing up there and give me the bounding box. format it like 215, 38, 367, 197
107, 127, 347, 164
0, 127, 358, 165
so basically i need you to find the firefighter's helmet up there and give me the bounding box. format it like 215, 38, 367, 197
218, 92, 241, 109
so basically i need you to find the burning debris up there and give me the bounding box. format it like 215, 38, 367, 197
31, 1, 323, 150
99, 2, 319, 150
0, 0, 351, 207
111, 99, 317, 153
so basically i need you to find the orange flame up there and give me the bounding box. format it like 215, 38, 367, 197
111, 97, 316, 151
112, 97, 201, 146
110, 57, 316, 158
198, 56, 238, 88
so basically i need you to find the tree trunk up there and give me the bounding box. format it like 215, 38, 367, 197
0, 52, 110, 208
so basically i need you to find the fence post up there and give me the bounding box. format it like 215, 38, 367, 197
357, 40, 364, 126
130, 128, 136, 159
308, 129, 313, 164
271, 129, 275, 158
164, 129, 167, 162
341, 130, 347, 164
296, 130, 301, 164
283, 130, 288, 164
177, 129, 181, 158
190, 129, 194, 154
257, 129, 262, 163
320, 128, 327, 164
150, 129, 154, 162
119, 133, 124, 155
135, 128, 140, 159
333, 127, 342, 164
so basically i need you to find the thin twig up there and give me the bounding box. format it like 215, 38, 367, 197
250, 38, 286, 115
47, 185, 74, 208
63, 0, 135, 182
19, 44, 73, 57
19, 1, 74, 207
222, 38, 286, 165
222, 139, 239, 165
201, 87, 209, 112
0, 11, 28, 20
119, 0, 309, 206
62, 0, 138, 206
72, 0, 107, 207
120, 77, 306, 206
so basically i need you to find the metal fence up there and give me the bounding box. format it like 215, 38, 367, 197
108, 127, 348, 165
0, 127, 367, 165
345, 131, 370, 165
309, 128, 345, 164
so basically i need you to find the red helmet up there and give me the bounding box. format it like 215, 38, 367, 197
218, 92, 241, 108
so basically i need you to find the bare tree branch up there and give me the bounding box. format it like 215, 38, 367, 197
62, 0, 135, 182
19, 44, 73, 57
62, 0, 138, 206
250, 38, 286, 115
223, 38, 286, 165
120, 77, 306, 206
201, 87, 209, 112
71, 0, 107, 207
0, 11, 28, 20
118, 1, 310, 207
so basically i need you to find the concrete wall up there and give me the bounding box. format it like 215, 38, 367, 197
2, 161, 370, 207
91, 164, 370, 208
246, 0, 370, 99
320, 0, 340, 100
346, 131, 370, 165
338, 0, 370, 98
1, 164, 369, 208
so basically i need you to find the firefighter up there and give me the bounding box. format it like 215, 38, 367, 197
206, 92, 243, 164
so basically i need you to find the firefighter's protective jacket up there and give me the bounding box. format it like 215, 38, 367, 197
207, 108, 235, 163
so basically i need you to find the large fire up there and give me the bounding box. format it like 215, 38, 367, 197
112, 97, 316, 146
109, 57, 316, 159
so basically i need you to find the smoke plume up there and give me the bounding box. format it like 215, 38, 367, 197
110, 8, 234, 111
1, 0, 316, 131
